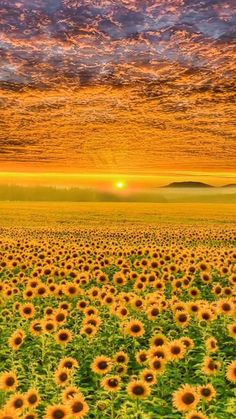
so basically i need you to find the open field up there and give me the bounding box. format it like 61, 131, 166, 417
0, 203, 235, 419
0, 202, 236, 227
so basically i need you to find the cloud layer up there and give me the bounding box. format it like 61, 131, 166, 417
0, 0, 235, 174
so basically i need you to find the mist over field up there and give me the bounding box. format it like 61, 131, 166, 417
0, 184, 236, 203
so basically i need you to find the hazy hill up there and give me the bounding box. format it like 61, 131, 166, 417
163, 181, 214, 188
222, 184, 236, 188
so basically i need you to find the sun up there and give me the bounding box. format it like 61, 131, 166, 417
115, 181, 125, 189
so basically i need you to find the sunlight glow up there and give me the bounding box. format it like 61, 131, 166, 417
115, 181, 125, 189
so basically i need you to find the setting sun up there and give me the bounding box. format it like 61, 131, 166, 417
115, 181, 125, 189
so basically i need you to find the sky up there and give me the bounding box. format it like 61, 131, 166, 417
0, 0, 235, 189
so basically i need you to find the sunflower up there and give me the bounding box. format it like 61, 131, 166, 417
54, 309, 67, 326
140, 369, 157, 386
25, 388, 41, 408
116, 364, 128, 376
0, 408, 20, 419
131, 297, 145, 311
64, 283, 79, 297
80, 325, 97, 338
45, 306, 54, 316
35, 284, 48, 298
168, 340, 186, 361
58, 357, 79, 371
54, 368, 71, 387
67, 395, 89, 418
187, 302, 200, 316
8, 330, 25, 351
212, 284, 222, 296
43, 404, 70, 419
5, 393, 25, 412
82, 315, 101, 329
23, 412, 38, 419
91, 356, 112, 375
179, 337, 195, 351
149, 358, 166, 375
42, 319, 57, 334
77, 301, 88, 311
149, 333, 168, 347
59, 302, 71, 311
202, 356, 221, 376
114, 351, 129, 364
19, 303, 35, 319
175, 311, 190, 327
148, 345, 169, 362
124, 320, 145, 338
55, 329, 73, 346
115, 306, 129, 319
101, 375, 121, 392
188, 287, 201, 299
0, 371, 18, 391
185, 411, 209, 419
218, 299, 234, 316
227, 323, 236, 338
61, 386, 82, 403
146, 305, 160, 320
30, 320, 43, 336
197, 308, 214, 323
127, 380, 151, 399
226, 360, 236, 383
205, 337, 218, 352
172, 384, 200, 412
198, 383, 216, 402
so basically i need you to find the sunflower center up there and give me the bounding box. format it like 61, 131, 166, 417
153, 360, 161, 369
117, 355, 125, 363
178, 314, 187, 322
28, 394, 37, 404
60, 373, 68, 382
133, 385, 145, 395
108, 379, 118, 387
201, 388, 211, 397
208, 360, 216, 370
52, 409, 65, 419
6, 377, 15, 386
154, 338, 164, 346
145, 374, 154, 382
98, 361, 108, 370
182, 392, 195, 405
131, 325, 141, 333
64, 361, 73, 368
24, 308, 32, 314
14, 398, 23, 408
56, 314, 65, 321
171, 346, 181, 355
46, 323, 54, 330
59, 333, 68, 341
72, 401, 83, 413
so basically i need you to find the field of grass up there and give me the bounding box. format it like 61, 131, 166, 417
0, 203, 235, 419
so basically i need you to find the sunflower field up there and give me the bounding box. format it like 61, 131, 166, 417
0, 203, 235, 419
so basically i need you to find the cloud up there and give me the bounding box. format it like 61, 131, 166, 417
0, 0, 235, 174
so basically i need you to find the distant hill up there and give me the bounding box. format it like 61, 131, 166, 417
222, 184, 236, 188
162, 181, 214, 188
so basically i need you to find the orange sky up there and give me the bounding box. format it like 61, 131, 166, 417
0, 1, 235, 187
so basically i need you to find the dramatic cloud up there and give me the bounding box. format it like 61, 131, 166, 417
0, 0, 235, 174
